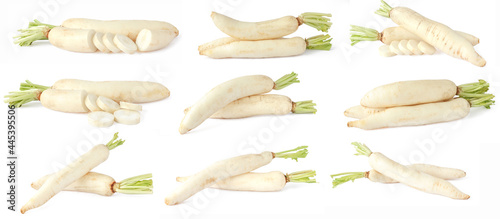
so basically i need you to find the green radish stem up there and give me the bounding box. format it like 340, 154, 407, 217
20, 80, 50, 91
467, 94, 495, 109
106, 132, 125, 150
350, 25, 379, 46
274, 72, 300, 90
14, 20, 56, 46
298, 12, 332, 32
114, 173, 153, 194
330, 172, 365, 188
274, 146, 309, 161
293, 100, 317, 114
374, 0, 393, 18
306, 34, 332, 50
286, 170, 317, 183
4, 89, 42, 107
352, 142, 372, 157
458, 80, 489, 96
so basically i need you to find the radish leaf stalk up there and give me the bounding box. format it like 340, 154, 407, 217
4, 89, 41, 107
293, 100, 317, 114
286, 170, 317, 183
114, 173, 153, 194
274, 72, 300, 90
298, 12, 332, 32
306, 34, 332, 50
14, 20, 56, 46
274, 146, 309, 161
374, 0, 393, 18
20, 80, 50, 91
330, 172, 365, 188
352, 142, 372, 157
350, 25, 379, 46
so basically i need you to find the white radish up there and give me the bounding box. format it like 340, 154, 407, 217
397, 40, 412, 55
350, 25, 479, 46
176, 170, 316, 192
88, 111, 114, 127
103, 33, 121, 53
85, 94, 101, 112
418, 41, 436, 55
61, 18, 179, 41
21, 79, 169, 103
165, 146, 308, 205
114, 109, 141, 125
92, 32, 110, 53
32, 172, 153, 196
200, 35, 331, 59
211, 12, 331, 40
184, 94, 316, 119
40, 89, 89, 113
136, 29, 177, 52
331, 164, 466, 188
344, 105, 385, 119
20, 133, 125, 213
120, 101, 142, 111
389, 41, 403, 55
179, 73, 299, 134
97, 96, 120, 113
114, 34, 137, 54
376, 0, 485, 67
352, 142, 470, 199
407, 40, 423, 55
198, 37, 240, 53
378, 45, 396, 57
47, 27, 97, 53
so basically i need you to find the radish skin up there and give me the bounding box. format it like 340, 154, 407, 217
48, 27, 97, 53
376, 1, 485, 67
40, 89, 89, 113
198, 37, 240, 53
179, 73, 299, 134
348, 98, 471, 130
61, 18, 179, 41
92, 32, 110, 53
344, 105, 385, 119
177, 171, 286, 192
20, 134, 125, 213
136, 29, 177, 52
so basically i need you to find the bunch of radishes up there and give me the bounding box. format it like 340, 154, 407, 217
165, 146, 313, 205
4, 79, 170, 127
21, 133, 153, 214
351, 1, 485, 67
179, 72, 316, 134
345, 79, 494, 130
199, 12, 332, 58
14, 19, 178, 53
331, 142, 469, 200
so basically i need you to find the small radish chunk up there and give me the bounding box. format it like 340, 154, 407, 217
48, 27, 97, 53
40, 89, 89, 113
397, 40, 412, 55
97, 96, 120, 113
418, 41, 436, 55
120, 101, 142, 111
389, 41, 403, 55
93, 32, 110, 53
113, 34, 137, 54
407, 40, 423, 55
103, 33, 121, 53
136, 29, 177, 52
88, 111, 114, 127
378, 45, 396, 57
114, 109, 140, 125
85, 94, 101, 112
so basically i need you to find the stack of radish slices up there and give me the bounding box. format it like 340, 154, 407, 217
4, 79, 170, 127
331, 143, 469, 200
345, 79, 494, 130
350, 0, 485, 67
199, 12, 332, 58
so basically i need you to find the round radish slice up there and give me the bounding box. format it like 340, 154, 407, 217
114, 109, 140, 125
93, 32, 110, 53
120, 101, 142, 111
398, 40, 412, 55
114, 34, 137, 54
418, 41, 436, 55
96, 96, 120, 113
407, 40, 423, 55
103, 33, 121, 53
379, 45, 396, 57
85, 94, 101, 112
389, 41, 403, 55
88, 111, 114, 127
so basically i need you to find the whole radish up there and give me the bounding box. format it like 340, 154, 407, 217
375, 0, 485, 67
351, 142, 469, 200
32, 172, 153, 196
179, 73, 299, 134
176, 170, 316, 192
21, 133, 125, 213
165, 146, 308, 205
211, 12, 331, 40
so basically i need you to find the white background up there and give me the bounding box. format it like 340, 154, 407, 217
1, 0, 499, 218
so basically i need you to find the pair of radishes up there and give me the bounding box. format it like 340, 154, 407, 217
14, 18, 178, 53
345, 79, 494, 130
179, 73, 316, 134
165, 146, 313, 205
4, 79, 170, 127
331, 142, 469, 200
21, 133, 153, 214
199, 12, 332, 58
351, 1, 485, 66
